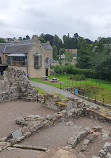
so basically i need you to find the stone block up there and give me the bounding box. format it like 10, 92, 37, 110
0, 142, 10, 150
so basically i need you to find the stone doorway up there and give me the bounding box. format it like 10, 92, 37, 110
46, 68, 48, 76
0, 57, 2, 64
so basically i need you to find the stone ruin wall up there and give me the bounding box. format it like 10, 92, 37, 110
0, 67, 37, 103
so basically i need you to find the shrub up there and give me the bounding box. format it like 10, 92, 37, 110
50, 65, 55, 69
53, 64, 95, 78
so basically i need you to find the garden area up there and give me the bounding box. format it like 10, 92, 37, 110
30, 73, 111, 105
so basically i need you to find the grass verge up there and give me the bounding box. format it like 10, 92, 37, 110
35, 87, 68, 100
30, 74, 111, 104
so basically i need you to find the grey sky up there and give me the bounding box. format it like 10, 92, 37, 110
0, 0, 111, 40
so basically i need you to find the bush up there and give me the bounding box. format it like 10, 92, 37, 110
50, 65, 55, 69
69, 74, 86, 81
53, 64, 95, 78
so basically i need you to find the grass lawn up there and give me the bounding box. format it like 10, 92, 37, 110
30, 74, 111, 104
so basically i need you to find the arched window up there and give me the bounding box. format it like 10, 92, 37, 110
34, 53, 42, 69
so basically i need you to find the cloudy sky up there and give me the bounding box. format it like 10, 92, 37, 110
0, 0, 111, 40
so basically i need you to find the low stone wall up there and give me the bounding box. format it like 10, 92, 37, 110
39, 93, 85, 111
39, 93, 111, 123
0, 67, 37, 103
65, 87, 111, 109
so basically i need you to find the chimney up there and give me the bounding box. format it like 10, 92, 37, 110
32, 35, 39, 43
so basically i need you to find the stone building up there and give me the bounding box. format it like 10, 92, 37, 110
0, 35, 52, 78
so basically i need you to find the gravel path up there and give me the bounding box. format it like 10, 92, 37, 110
29, 80, 74, 98
0, 100, 56, 139
30, 81, 110, 111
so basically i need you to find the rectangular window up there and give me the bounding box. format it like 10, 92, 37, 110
7, 56, 27, 67
34, 54, 42, 69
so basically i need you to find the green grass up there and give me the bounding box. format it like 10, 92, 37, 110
57, 93, 68, 100
30, 74, 111, 104
35, 87, 47, 96
35, 87, 68, 100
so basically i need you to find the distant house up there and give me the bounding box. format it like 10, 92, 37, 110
65, 49, 77, 59
0, 35, 53, 78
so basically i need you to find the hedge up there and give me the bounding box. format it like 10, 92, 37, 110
53, 64, 96, 78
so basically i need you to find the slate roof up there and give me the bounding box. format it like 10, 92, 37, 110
0, 43, 10, 53
42, 43, 52, 50
0, 40, 52, 55
19, 39, 33, 44
4, 43, 33, 54
19, 39, 52, 50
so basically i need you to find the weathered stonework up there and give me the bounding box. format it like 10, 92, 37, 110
0, 67, 37, 103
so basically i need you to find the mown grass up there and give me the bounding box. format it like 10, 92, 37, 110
30, 74, 111, 104
35, 86, 68, 100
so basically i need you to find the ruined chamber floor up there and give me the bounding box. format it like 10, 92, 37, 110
0, 100, 56, 139
20, 121, 83, 148
0, 148, 42, 158
20, 117, 111, 158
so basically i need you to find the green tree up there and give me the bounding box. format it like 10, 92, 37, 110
44, 34, 54, 45
26, 35, 30, 40
0, 38, 5, 43
59, 48, 66, 56
53, 45, 58, 60
53, 34, 62, 50
91, 44, 111, 80
76, 37, 92, 68
39, 36, 45, 43
65, 51, 73, 62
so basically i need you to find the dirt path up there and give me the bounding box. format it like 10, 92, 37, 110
0, 100, 56, 139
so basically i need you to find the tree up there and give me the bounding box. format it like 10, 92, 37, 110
26, 35, 30, 40
65, 51, 73, 62
39, 36, 45, 43
53, 45, 58, 60
53, 35, 63, 50
76, 37, 92, 68
0, 38, 5, 43
44, 34, 54, 45
59, 48, 65, 56
63, 33, 79, 49
74, 33, 79, 39
91, 44, 111, 80
63, 34, 70, 49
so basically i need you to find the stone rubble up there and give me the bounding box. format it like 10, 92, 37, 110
0, 67, 37, 103
99, 142, 111, 157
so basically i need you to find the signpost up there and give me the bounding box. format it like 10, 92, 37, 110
75, 88, 78, 94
